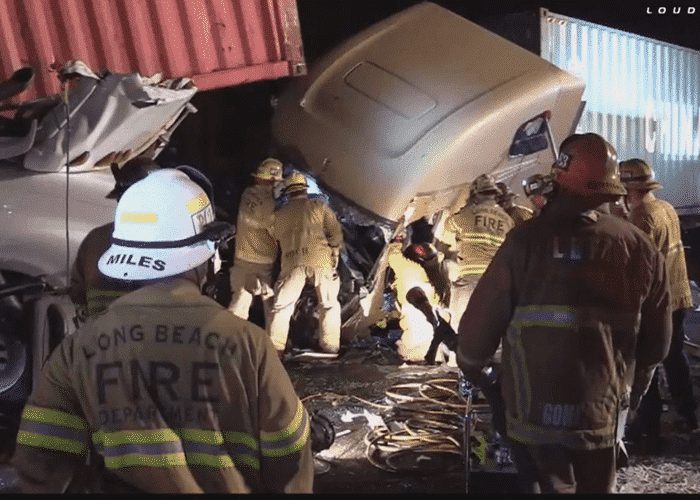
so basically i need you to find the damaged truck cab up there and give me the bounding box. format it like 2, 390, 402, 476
270, 2, 585, 336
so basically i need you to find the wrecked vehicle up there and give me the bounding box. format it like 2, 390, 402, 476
0, 63, 197, 448
271, 2, 585, 337
0, 0, 307, 454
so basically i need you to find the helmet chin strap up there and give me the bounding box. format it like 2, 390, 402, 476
195, 258, 217, 298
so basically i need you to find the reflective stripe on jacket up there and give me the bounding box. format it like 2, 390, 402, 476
444, 199, 514, 278
234, 184, 278, 265
628, 198, 693, 311
456, 199, 672, 450
13, 279, 313, 493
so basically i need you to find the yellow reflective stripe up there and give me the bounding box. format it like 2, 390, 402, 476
511, 305, 578, 329
22, 405, 87, 431
186, 453, 234, 468
261, 402, 304, 442
93, 428, 180, 446
234, 454, 261, 470
262, 417, 310, 458
104, 453, 187, 469
186, 193, 209, 214
461, 233, 506, 244
120, 212, 158, 224
179, 429, 224, 445
224, 431, 258, 450
260, 404, 310, 457
506, 414, 615, 449
17, 430, 86, 455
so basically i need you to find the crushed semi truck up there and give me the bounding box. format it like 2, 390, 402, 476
270, 2, 586, 336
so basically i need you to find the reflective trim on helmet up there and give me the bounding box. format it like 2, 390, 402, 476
120, 212, 158, 224
186, 193, 210, 214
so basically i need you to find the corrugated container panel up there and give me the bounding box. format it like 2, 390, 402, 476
0, 0, 305, 101
540, 10, 700, 215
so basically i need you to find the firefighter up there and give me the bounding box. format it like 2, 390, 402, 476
497, 182, 534, 226
69, 156, 158, 320
386, 235, 451, 363
441, 174, 515, 330
456, 133, 672, 493
267, 170, 344, 356
228, 158, 283, 327
12, 168, 313, 493
619, 158, 699, 449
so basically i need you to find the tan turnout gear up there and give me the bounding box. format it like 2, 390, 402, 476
228, 180, 278, 324
627, 198, 692, 312
443, 196, 514, 329
505, 204, 534, 226
497, 181, 534, 225
386, 242, 441, 362
13, 280, 313, 493
14, 168, 312, 493
268, 192, 343, 354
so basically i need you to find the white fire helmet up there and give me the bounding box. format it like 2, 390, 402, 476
98, 168, 220, 280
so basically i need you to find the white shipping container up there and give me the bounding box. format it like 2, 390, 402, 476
540, 10, 700, 221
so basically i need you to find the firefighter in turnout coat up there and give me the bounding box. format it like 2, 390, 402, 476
457, 134, 672, 493
13, 168, 313, 493
442, 174, 515, 330
267, 171, 344, 355
620, 158, 699, 444
228, 158, 283, 327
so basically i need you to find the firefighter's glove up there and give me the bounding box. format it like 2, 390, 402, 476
330, 246, 340, 269
309, 410, 335, 453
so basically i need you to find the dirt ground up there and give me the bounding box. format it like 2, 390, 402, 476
285, 338, 700, 494
1, 335, 697, 494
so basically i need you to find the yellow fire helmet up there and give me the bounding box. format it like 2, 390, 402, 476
253, 157, 283, 182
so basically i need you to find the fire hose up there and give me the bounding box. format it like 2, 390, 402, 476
302, 375, 470, 474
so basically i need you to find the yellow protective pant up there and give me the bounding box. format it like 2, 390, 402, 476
396, 302, 436, 362
448, 276, 480, 331
228, 258, 274, 328
268, 266, 341, 354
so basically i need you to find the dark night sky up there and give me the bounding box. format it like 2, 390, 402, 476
296, 0, 700, 62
